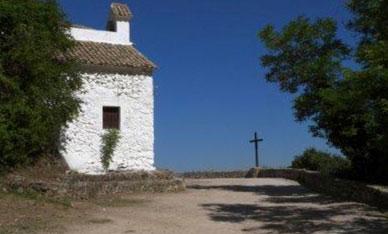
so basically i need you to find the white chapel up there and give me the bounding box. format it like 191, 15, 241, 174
62, 3, 156, 174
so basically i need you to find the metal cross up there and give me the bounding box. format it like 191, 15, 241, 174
250, 132, 263, 168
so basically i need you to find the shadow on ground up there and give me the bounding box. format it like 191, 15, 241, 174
190, 184, 314, 197
190, 183, 388, 233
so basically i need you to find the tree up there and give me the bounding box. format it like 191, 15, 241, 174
291, 148, 350, 177
0, 0, 81, 169
259, 0, 388, 183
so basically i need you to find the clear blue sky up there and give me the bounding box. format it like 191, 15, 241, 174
59, 0, 352, 172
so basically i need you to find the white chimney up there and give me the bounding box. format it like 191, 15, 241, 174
70, 3, 133, 45
106, 3, 133, 43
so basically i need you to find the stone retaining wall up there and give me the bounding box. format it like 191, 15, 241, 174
4, 170, 185, 200
181, 170, 247, 179
182, 168, 388, 210
254, 168, 388, 210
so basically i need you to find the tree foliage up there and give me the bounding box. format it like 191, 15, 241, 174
291, 148, 351, 177
259, 0, 388, 183
0, 0, 81, 169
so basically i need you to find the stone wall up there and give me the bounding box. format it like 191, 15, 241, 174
255, 168, 388, 210
182, 170, 247, 179
183, 168, 388, 210
4, 171, 184, 200
62, 73, 154, 174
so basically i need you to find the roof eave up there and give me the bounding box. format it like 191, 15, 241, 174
76, 64, 155, 76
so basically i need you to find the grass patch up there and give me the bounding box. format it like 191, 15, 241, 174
0, 188, 72, 234
0, 218, 60, 234
87, 218, 113, 224
6, 189, 72, 208
93, 196, 149, 208
0, 159, 76, 234
124, 230, 136, 233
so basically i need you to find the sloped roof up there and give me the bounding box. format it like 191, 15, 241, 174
63, 41, 156, 75
110, 3, 133, 21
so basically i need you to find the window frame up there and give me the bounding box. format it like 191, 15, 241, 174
102, 106, 121, 130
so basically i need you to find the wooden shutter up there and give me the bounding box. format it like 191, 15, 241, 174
103, 107, 120, 129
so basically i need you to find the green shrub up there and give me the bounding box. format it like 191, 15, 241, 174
291, 148, 351, 177
0, 0, 81, 170
100, 129, 121, 172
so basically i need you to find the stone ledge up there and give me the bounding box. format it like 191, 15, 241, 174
182, 168, 388, 210
254, 168, 388, 211
4, 170, 185, 200
181, 170, 247, 179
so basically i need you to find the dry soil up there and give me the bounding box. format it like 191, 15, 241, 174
64, 178, 388, 234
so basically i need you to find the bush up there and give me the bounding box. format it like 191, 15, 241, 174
0, 0, 81, 170
100, 129, 121, 172
291, 148, 351, 177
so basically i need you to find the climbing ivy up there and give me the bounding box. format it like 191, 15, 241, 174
100, 129, 121, 172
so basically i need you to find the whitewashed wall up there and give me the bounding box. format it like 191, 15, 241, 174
62, 73, 155, 174
70, 21, 131, 45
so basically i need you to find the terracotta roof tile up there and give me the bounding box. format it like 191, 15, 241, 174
110, 3, 132, 21
62, 41, 156, 75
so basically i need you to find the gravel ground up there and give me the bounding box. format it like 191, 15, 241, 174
65, 178, 388, 234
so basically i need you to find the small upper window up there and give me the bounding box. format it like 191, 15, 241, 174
103, 106, 120, 130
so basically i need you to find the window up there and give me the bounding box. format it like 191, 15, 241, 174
103, 106, 120, 130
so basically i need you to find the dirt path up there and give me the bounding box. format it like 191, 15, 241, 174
65, 178, 388, 234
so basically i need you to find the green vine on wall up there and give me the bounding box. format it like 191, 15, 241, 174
100, 129, 121, 172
